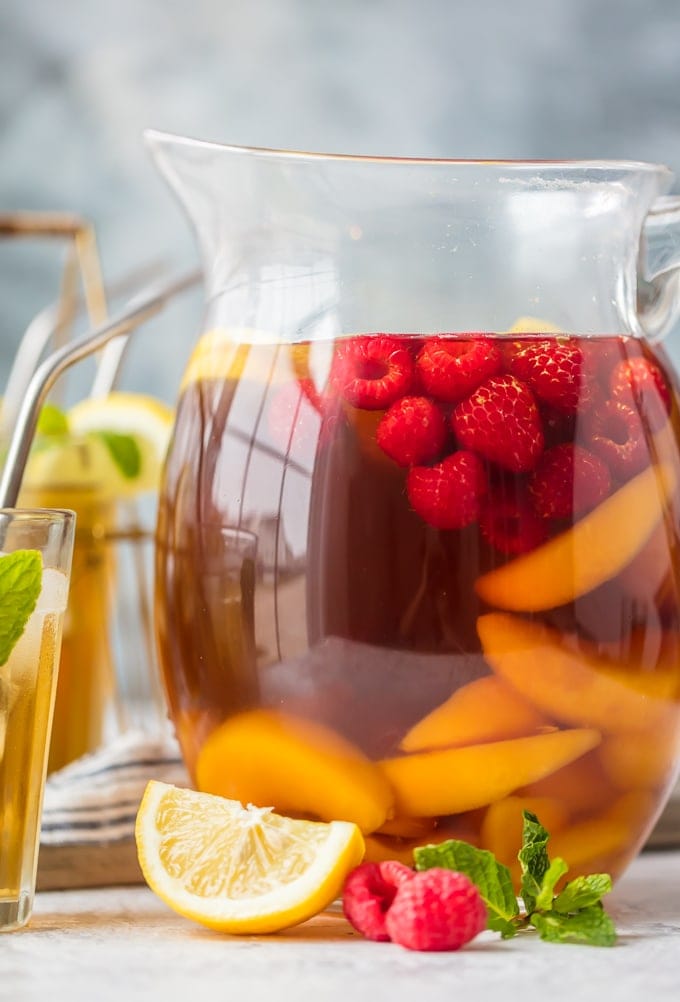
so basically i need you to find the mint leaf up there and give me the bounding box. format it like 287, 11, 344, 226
0, 550, 43, 666
535, 857, 569, 911
36, 403, 69, 437
553, 874, 613, 914
415, 839, 520, 937
530, 904, 617, 947
94, 431, 141, 479
519, 810, 551, 913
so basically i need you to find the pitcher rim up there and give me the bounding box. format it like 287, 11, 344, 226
144, 129, 672, 175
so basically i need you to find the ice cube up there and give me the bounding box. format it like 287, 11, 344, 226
35, 568, 69, 614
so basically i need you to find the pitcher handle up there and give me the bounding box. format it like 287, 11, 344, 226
639, 195, 680, 342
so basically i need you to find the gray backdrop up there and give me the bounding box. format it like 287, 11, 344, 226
2, 0, 680, 403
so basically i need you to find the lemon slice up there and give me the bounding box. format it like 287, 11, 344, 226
135, 781, 365, 934
66, 392, 174, 496
505, 316, 563, 334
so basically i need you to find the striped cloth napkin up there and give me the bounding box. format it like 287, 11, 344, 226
41, 729, 190, 848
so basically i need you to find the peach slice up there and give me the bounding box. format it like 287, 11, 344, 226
379, 727, 600, 818
195, 709, 394, 834
478, 612, 680, 734
400, 675, 555, 752
365, 812, 484, 864
480, 795, 569, 887
519, 750, 615, 819
475, 462, 677, 611
547, 791, 656, 876
599, 725, 680, 790
375, 816, 439, 839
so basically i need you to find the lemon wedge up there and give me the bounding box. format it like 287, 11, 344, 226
135, 781, 365, 934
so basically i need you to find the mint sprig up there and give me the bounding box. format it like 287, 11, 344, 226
36, 403, 70, 437
93, 431, 141, 479
0, 550, 43, 667
414, 809, 617, 947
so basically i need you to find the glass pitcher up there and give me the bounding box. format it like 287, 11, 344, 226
148, 133, 680, 886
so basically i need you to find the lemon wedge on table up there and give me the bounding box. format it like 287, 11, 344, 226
135, 781, 365, 934
23, 392, 174, 498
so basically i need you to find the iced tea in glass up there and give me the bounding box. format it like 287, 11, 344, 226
0, 508, 74, 930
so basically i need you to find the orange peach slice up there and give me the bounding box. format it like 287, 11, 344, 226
547, 791, 656, 875
366, 813, 484, 864
400, 675, 555, 752
478, 612, 680, 734
475, 462, 676, 611
379, 727, 600, 818
195, 709, 394, 834
375, 816, 439, 839
599, 725, 680, 790
519, 750, 615, 819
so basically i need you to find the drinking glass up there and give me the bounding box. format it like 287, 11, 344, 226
0, 507, 75, 930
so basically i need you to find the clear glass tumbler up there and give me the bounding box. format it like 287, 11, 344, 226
0, 508, 75, 930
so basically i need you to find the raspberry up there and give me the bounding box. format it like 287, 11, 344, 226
331, 335, 414, 410
342, 861, 415, 941
479, 484, 549, 554
376, 396, 448, 467
415, 336, 503, 403
610, 357, 671, 433
406, 451, 488, 530
586, 399, 650, 478
385, 869, 487, 952
452, 374, 544, 473
508, 338, 594, 414
529, 444, 612, 520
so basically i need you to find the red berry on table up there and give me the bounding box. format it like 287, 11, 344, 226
508, 338, 594, 415
479, 485, 549, 555
331, 335, 414, 410
384, 868, 487, 952
342, 861, 415, 942
586, 399, 650, 478
529, 443, 612, 520
452, 374, 544, 473
376, 396, 448, 467
415, 336, 503, 403
407, 451, 488, 530
610, 356, 671, 433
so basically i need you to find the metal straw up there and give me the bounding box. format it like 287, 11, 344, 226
0, 269, 200, 509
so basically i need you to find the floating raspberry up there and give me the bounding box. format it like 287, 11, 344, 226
385, 868, 487, 952
331, 335, 414, 410
342, 861, 415, 942
610, 356, 671, 433
376, 396, 448, 467
508, 338, 594, 414
407, 451, 488, 530
415, 337, 503, 403
529, 444, 612, 520
452, 374, 544, 473
479, 484, 549, 554
586, 399, 650, 478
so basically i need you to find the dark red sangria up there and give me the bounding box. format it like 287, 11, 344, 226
155, 329, 680, 886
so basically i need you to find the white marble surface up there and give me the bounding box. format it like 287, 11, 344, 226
1, 851, 678, 1002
